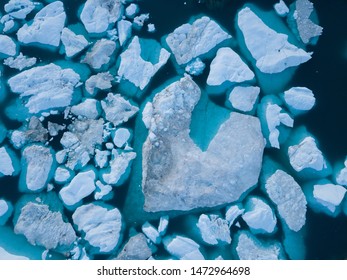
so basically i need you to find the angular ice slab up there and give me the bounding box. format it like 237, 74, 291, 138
72, 203, 123, 254
234, 231, 285, 260
165, 16, 231, 65
19, 144, 54, 192
207, 47, 254, 88
237, 7, 311, 74
117, 20, 132, 46
163, 235, 204, 260
61, 28, 89, 58
3, 53, 37, 71
117, 36, 170, 93
242, 196, 277, 235
70, 99, 100, 120
14, 201, 76, 252
80, 0, 123, 34
283, 87, 315, 115
185, 58, 206, 76
288, 0, 323, 45
197, 214, 231, 245
142, 222, 161, 244
81, 39, 116, 70
0, 35, 17, 57
5, 0, 35, 20
115, 233, 152, 260
0, 146, 19, 177
0, 199, 12, 225
264, 170, 307, 232
225, 204, 244, 227
85, 72, 113, 96
59, 170, 96, 207
8, 63, 80, 114
335, 157, 347, 186
142, 76, 264, 212
17, 1, 66, 47
274, 0, 289, 17
227, 86, 260, 113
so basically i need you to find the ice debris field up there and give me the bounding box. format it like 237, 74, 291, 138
0, 0, 346, 260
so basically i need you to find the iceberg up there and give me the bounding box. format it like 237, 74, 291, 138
335, 157, 347, 186
227, 86, 260, 113
141, 76, 264, 212
54, 166, 73, 185
225, 204, 244, 227
207, 47, 254, 88
163, 235, 204, 260
80, 0, 123, 34
0, 199, 13, 225
165, 16, 231, 65
61, 28, 89, 58
94, 181, 113, 200
196, 214, 231, 245
158, 216, 169, 236
70, 99, 100, 120
133, 14, 149, 30
233, 231, 285, 260
72, 202, 123, 254
0, 35, 17, 57
115, 233, 151, 260
8, 63, 80, 114
0, 146, 19, 177
185, 58, 206, 76
274, 0, 289, 17
142, 222, 161, 244
94, 149, 110, 169
4, 0, 35, 20
125, 3, 139, 19
59, 170, 96, 207
85, 72, 113, 96
17, 1, 66, 47
264, 170, 307, 232
237, 6, 311, 74
19, 144, 54, 192
117, 20, 132, 46
113, 128, 131, 148
282, 87, 315, 115
3, 53, 37, 71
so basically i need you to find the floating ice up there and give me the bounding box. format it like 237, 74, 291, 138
117, 20, 132, 46
225, 204, 244, 227
227, 86, 260, 113
0, 15, 16, 33
133, 14, 149, 30
197, 214, 231, 245
61, 28, 89, 58
72, 202, 123, 254
163, 235, 204, 260
54, 166, 73, 185
101, 93, 139, 127
70, 99, 100, 120
234, 231, 284, 260
8, 63, 80, 114
0, 146, 19, 177
283, 87, 315, 115
147, 23, 156, 33
142, 222, 161, 244
142, 76, 264, 212
94, 149, 110, 168
158, 216, 169, 236
17, 1, 66, 47
207, 47, 254, 87
185, 58, 206, 76
85, 72, 113, 96
117, 36, 170, 92
274, 0, 289, 17
113, 128, 131, 148
264, 170, 307, 232
59, 170, 96, 207
3, 53, 37, 71
4, 0, 35, 19
81, 39, 117, 70
125, 3, 139, 19
80, 0, 123, 34
20, 144, 54, 192
237, 7, 311, 73
0, 199, 12, 225
47, 122, 65, 137
335, 157, 347, 186
115, 233, 151, 260
94, 181, 112, 200
14, 201, 76, 252
0, 35, 17, 57
242, 196, 277, 235
165, 16, 231, 65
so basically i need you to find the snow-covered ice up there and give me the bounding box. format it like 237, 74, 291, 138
142, 222, 161, 244
113, 128, 131, 148
81, 39, 116, 70
283, 87, 315, 114
0, 146, 17, 177
70, 99, 100, 120
117, 20, 132, 46
54, 166, 73, 185
61, 28, 89, 58
185, 58, 206, 76
227, 86, 260, 113
4, 0, 35, 20
225, 204, 244, 227
163, 235, 204, 260
197, 214, 231, 245
0, 35, 17, 57
3, 53, 36, 71
115, 233, 151, 260
274, 0, 289, 17
125, 3, 139, 19
85, 72, 113, 96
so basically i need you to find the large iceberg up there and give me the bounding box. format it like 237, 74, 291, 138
141, 75, 265, 212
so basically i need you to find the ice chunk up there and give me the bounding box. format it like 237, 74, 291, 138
72, 202, 123, 254
274, 0, 289, 17
20, 145, 54, 192
4, 0, 35, 19
1, 14, 16, 33
283, 87, 315, 114
185, 58, 206, 76
47, 122, 65, 137
234, 231, 284, 260
117, 20, 132, 46
3, 53, 37, 71
117, 36, 170, 91
142, 222, 161, 244
85, 72, 113, 96
197, 214, 231, 245
71, 99, 100, 120
115, 233, 151, 260
289, 0, 323, 44
8, 63, 80, 114
125, 3, 139, 19
80, 0, 123, 34
0, 35, 17, 57
264, 170, 307, 231
54, 166, 73, 185
225, 204, 244, 227
81, 39, 116, 70
60, 119, 104, 169
94, 181, 112, 200
59, 170, 96, 207
237, 7, 311, 73
142, 76, 265, 212
94, 149, 110, 168
158, 216, 169, 236
113, 128, 131, 148
0, 199, 13, 225
14, 202, 76, 252
165, 16, 231, 65
335, 157, 347, 186
102, 150, 136, 186
101, 93, 139, 127
17, 1, 66, 47
242, 197, 277, 235
133, 14, 149, 30
0, 146, 19, 177
227, 86, 260, 113
163, 235, 204, 260
61, 28, 89, 58
147, 23, 156, 33
207, 47, 254, 86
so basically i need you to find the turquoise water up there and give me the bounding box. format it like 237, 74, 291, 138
0, 0, 346, 260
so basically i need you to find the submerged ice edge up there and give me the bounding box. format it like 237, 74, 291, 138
0, 0, 344, 261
